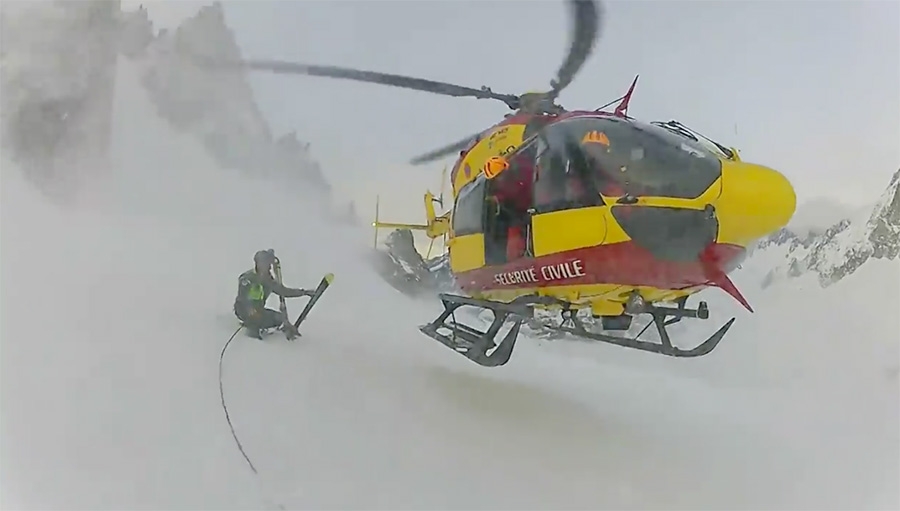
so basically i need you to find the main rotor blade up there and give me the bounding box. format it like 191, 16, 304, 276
188, 54, 521, 109
549, 0, 603, 95
410, 133, 481, 165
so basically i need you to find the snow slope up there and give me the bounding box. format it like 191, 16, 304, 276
3, 57, 898, 511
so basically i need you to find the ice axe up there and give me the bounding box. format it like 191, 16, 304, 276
293, 273, 335, 330
272, 257, 298, 339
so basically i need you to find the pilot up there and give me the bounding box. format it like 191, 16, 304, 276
580, 133, 627, 197
534, 151, 569, 207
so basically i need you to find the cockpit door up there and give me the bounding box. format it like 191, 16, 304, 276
527, 132, 607, 258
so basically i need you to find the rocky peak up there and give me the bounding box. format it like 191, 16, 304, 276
868, 168, 900, 259
761, 168, 900, 288
755, 227, 818, 252
117, 2, 334, 196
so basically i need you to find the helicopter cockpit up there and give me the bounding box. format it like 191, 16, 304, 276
470, 114, 727, 266
531, 115, 724, 212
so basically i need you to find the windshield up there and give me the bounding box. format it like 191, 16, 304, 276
539, 116, 722, 200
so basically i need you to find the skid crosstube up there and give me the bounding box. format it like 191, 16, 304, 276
418, 293, 735, 367
419, 294, 539, 367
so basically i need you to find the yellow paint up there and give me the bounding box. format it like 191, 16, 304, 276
477, 279, 701, 316
445, 157, 794, 312
625, 178, 722, 210
594, 207, 630, 244
530, 206, 608, 257
448, 233, 485, 273
597, 178, 723, 243
375, 113, 796, 318
581, 130, 610, 146
588, 298, 626, 316
372, 191, 449, 247
452, 123, 528, 194
714, 161, 796, 246
422, 191, 451, 238
526, 175, 722, 258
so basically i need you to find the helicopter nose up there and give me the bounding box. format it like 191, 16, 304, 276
714, 161, 797, 246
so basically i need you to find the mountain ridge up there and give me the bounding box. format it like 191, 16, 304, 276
118, 3, 334, 197
760, 168, 900, 288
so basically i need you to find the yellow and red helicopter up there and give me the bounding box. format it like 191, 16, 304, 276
191, 0, 796, 367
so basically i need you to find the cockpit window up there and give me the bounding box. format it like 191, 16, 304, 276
536, 116, 722, 200
452, 176, 486, 236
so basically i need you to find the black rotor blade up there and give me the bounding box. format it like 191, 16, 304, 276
409, 133, 482, 166
412, 0, 604, 166
549, 0, 603, 95
188, 54, 521, 109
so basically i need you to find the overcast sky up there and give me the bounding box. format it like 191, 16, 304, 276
136, 0, 899, 224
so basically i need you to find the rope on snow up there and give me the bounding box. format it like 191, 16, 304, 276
218, 325, 288, 510
219, 325, 259, 475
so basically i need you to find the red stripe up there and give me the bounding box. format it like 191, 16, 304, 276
456, 242, 745, 294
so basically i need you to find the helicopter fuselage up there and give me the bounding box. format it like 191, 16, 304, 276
444, 111, 796, 316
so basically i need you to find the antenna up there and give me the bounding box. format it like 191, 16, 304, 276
373, 195, 381, 249
613, 75, 639, 117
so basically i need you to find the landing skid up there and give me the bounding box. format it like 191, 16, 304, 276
419, 295, 527, 367
551, 304, 734, 358
419, 293, 735, 367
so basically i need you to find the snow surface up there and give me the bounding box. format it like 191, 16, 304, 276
3, 56, 899, 511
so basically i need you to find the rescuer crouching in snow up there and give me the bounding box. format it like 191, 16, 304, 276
233, 249, 314, 339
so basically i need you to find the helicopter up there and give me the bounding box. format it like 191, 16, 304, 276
188, 0, 797, 367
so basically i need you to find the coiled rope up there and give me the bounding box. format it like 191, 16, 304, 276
219, 325, 258, 474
